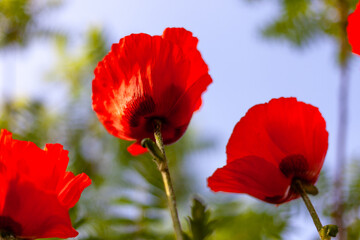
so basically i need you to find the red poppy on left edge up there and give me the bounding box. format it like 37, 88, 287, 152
0, 129, 91, 239
348, 2, 360, 55
92, 27, 212, 155
208, 98, 328, 204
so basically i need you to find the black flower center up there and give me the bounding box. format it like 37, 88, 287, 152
0, 216, 22, 240
279, 154, 309, 179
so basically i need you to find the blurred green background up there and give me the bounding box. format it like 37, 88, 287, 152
1, 0, 360, 239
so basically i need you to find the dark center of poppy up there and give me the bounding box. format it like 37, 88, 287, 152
123, 95, 156, 128
279, 154, 309, 179
0, 216, 22, 240
120, 86, 191, 144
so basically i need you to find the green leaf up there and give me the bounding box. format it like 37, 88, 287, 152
262, 13, 322, 48
186, 197, 216, 240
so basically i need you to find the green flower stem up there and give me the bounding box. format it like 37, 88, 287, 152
152, 120, 184, 240
293, 180, 332, 240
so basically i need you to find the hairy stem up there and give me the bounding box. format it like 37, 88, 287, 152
293, 180, 331, 240
153, 120, 183, 240
294, 180, 323, 232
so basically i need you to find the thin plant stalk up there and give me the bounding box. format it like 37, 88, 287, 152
333, 1, 351, 238
152, 120, 184, 240
293, 180, 334, 240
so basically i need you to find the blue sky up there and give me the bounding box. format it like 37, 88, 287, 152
1, 0, 360, 239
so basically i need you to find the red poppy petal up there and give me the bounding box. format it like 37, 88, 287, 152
226, 102, 279, 164
162, 27, 199, 51
168, 74, 212, 126
57, 172, 91, 209
92, 28, 212, 148
1, 177, 77, 239
0, 130, 90, 238
0, 130, 91, 238
193, 99, 202, 112
158, 73, 212, 144
92, 33, 188, 140
208, 156, 293, 204
265, 98, 328, 182
0, 129, 12, 146
127, 142, 148, 156
0, 129, 15, 172
35, 144, 69, 190
348, 3, 360, 55
226, 97, 328, 183
162, 28, 211, 95
0, 130, 70, 191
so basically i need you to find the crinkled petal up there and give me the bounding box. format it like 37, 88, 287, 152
0, 129, 91, 239
0, 130, 69, 191
92, 28, 212, 150
127, 142, 148, 156
226, 102, 281, 165
92, 32, 187, 141
226, 98, 328, 183
208, 156, 294, 204
162, 28, 211, 91
57, 172, 91, 209
168, 74, 212, 127
0, 129, 15, 174
1, 176, 77, 239
162, 27, 199, 53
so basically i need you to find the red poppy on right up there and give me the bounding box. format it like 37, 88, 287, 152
348, 2, 360, 55
207, 98, 328, 204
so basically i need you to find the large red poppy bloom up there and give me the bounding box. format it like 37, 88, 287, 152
207, 98, 328, 204
348, 2, 360, 55
0, 129, 91, 239
92, 27, 212, 155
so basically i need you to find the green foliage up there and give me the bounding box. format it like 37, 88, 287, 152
0, 2, 290, 239
47, 26, 107, 97
42, 26, 205, 239
211, 201, 288, 240
184, 197, 216, 240
260, 0, 324, 48
346, 160, 360, 209
0, 0, 31, 47
347, 219, 360, 240
0, 0, 62, 49
342, 159, 360, 239
262, 11, 322, 48
246, 0, 354, 59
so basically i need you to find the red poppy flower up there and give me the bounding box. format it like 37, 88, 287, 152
348, 2, 360, 55
0, 129, 91, 239
92, 27, 212, 155
207, 98, 328, 204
